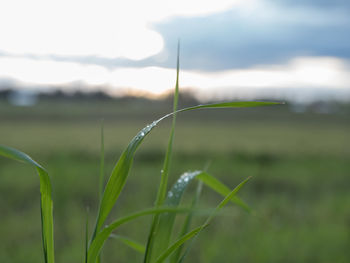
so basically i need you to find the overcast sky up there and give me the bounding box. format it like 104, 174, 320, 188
0, 0, 349, 102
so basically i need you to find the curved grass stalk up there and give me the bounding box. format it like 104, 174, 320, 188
0, 145, 55, 263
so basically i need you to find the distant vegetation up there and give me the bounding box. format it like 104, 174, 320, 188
1, 87, 349, 116
0, 88, 199, 106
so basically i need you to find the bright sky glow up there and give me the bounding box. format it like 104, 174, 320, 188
0, 0, 250, 60
1, 55, 349, 101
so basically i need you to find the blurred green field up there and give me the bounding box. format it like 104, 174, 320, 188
0, 99, 349, 263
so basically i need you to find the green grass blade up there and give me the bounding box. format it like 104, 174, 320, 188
88, 207, 190, 263
157, 101, 283, 123
170, 181, 203, 263
157, 38, 180, 205
144, 41, 181, 263
148, 102, 282, 142
0, 145, 55, 263
91, 119, 159, 239
181, 101, 283, 111
109, 234, 145, 254
196, 172, 252, 213
156, 177, 252, 263
150, 171, 202, 260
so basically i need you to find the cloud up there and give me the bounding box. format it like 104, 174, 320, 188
274, 0, 350, 10
147, 1, 350, 70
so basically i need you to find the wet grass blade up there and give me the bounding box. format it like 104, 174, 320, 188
144, 41, 181, 263
155, 176, 252, 263
150, 171, 202, 260
0, 145, 55, 263
91, 119, 160, 240
109, 234, 145, 254
88, 207, 190, 263
170, 181, 203, 263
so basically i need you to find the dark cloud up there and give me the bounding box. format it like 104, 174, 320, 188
274, 0, 350, 10
148, 5, 350, 71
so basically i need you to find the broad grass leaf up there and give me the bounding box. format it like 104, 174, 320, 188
92, 119, 159, 238
0, 145, 55, 263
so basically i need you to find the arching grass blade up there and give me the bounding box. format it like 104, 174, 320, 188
91, 119, 160, 239
0, 145, 55, 263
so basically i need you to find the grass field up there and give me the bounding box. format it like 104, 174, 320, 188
0, 99, 349, 262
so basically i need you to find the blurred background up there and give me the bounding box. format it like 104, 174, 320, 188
0, 0, 349, 262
